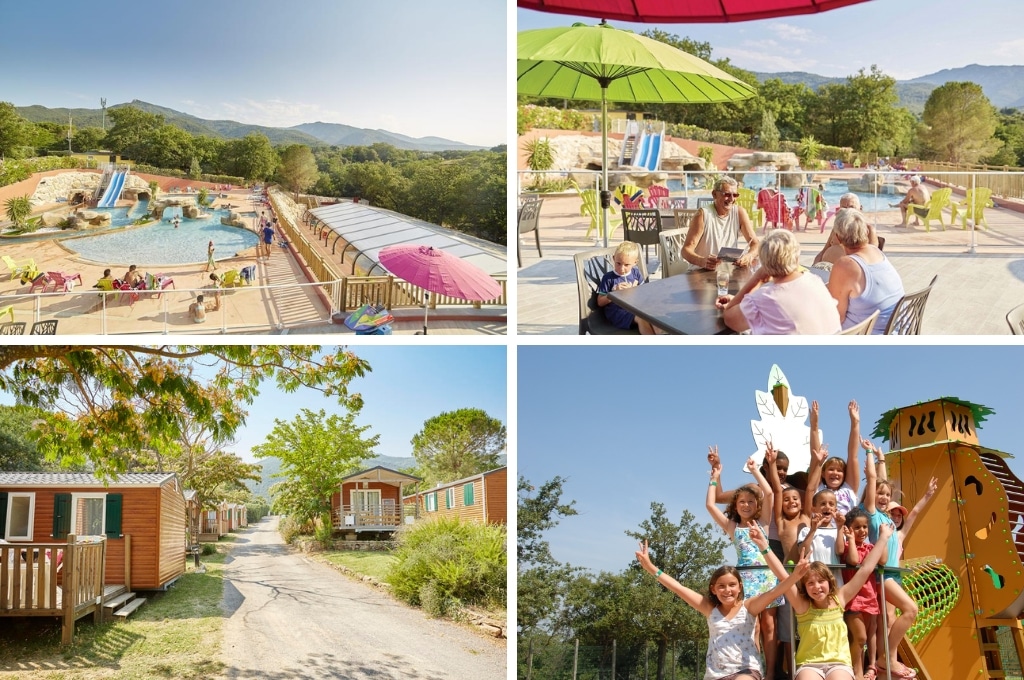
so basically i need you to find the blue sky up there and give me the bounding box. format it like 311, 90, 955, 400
518, 345, 1024, 574
2, 0, 505, 146
518, 0, 1024, 80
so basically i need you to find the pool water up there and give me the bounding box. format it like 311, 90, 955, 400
68, 210, 259, 265
666, 177, 899, 212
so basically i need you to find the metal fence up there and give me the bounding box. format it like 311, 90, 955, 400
519, 638, 706, 680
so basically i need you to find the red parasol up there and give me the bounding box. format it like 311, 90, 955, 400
378, 245, 502, 334
517, 0, 874, 23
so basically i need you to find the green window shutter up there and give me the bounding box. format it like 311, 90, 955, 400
53, 493, 71, 538
445, 488, 452, 509
463, 483, 474, 506
105, 494, 123, 538
0, 492, 7, 538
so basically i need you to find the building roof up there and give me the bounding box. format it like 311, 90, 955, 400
0, 472, 177, 487
307, 201, 506, 277
409, 466, 506, 496
342, 466, 422, 484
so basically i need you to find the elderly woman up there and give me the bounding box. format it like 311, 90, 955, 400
827, 208, 904, 334
682, 177, 759, 271
717, 230, 841, 335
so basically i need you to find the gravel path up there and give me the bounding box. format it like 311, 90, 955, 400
219, 517, 506, 679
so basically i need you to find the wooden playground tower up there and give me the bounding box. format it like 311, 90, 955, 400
876, 397, 1024, 679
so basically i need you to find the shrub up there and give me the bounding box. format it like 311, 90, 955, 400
278, 515, 309, 544
517, 105, 589, 135
523, 137, 554, 172
386, 516, 506, 616
200, 543, 217, 556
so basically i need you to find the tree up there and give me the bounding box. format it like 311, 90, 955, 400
253, 407, 378, 531
518, 476, 578, 634
0, 346, 370, 474
0, 405, 67, 471
411, 408, 505, 486
71, 126, 106, 153
759, 109, 780, 151
277, 144, 319, 199
920, 81, 1002, 163
103, 105, 164, 159
222, 133, 279, 182
0, 102, 32, 159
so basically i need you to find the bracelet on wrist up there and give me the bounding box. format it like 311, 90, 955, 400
759, 547, 770, 555
709, 480, 718, 487
656, 569, 663, 577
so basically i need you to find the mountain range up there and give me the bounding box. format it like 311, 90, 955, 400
753, 64, 1024, 114
15, 99, 486, 152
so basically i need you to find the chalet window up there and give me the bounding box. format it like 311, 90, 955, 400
52, 493, 122, 539
445, 488, 455, 509
425, 492, 437, 512
1, 492, 35, 541
463, 483, 475, 506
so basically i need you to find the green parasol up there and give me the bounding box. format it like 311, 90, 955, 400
518, 21, 757, 246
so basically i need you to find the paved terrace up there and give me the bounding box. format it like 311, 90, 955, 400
0, 184, 505, 336
517, 194, 1024, 335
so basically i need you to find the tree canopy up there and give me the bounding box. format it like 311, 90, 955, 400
253, 407, 378, 527
518, 475, 578, 634
277, 144, 319, 197
920, 81, 1002, 163
411, 408, 505, 486
0, 345, 370, 475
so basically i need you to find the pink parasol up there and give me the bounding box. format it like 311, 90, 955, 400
378, 245, 502, 334
517, 0, 873, 23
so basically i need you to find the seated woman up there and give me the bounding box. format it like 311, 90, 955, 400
827, 208, 904, 334
717, 230, 841, 335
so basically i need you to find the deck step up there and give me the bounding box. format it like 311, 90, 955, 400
103, 591, 136, 611
112, 597, 146, 618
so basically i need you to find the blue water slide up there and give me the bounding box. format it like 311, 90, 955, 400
98, 171, 126, 208
644, 132, 663, 171
634, 131, 651, 168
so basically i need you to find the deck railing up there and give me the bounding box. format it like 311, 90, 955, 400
333, 505, 412, 530
0, 534, 106, 644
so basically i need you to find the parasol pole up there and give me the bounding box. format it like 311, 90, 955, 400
600, 78, 610, 247
422, 291, 430, 335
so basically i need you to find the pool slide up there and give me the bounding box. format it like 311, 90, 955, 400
97, 171, 127, 208
633, 131, 651, 168
632, 131, 663, 171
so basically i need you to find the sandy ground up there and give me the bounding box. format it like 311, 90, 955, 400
219, 517, 506, 680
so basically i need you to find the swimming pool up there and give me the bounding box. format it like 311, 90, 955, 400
666, 177, 898, 212
67, 210, 260, 265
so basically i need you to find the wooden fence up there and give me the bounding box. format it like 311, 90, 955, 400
905, 161, 1024, 201
0, 534, 107, 644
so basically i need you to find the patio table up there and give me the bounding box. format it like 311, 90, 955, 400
607, 266, 753, 334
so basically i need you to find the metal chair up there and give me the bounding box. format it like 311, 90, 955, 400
696, 197, 714, 209
0, 322, 26, 335
1006, 303, 1024, 335
621, 208, 662, 271
884, 275, 938, 335
29, 320, 58, 335
573, 246, 649, 335
658, 228, 689, 278
517, 197, 544, 268
839, 309, 880, 335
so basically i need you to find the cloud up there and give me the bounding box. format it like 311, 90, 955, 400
993, 38, 1024, 61
718, 46, 816, 73
768, 22, 819, 44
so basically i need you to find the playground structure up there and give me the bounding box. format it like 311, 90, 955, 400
874, 397, 1024, 679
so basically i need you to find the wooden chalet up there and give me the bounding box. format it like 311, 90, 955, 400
403, 466, 507, 526
331, 466, 421, 538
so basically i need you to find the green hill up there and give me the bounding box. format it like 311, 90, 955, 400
16, 100, 481, 150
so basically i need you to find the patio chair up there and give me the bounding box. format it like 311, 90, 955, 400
644, 184, 669, 209
46, 271, 83, 294
696, 197, 714, 209
758, 188, 791, 231
26, 272, 52, 294
0, 305, 13, 323
1007, 303, 1024, 334
575, 183, 621, 241
905, 187, 952, 231
658, 228, 689, 278
673, 208, 698, 230
517, 196, 544, 268
839, 309, 880, 335
621, 208, 663, 272
884, 275, 938, 335
221, 270, 246, 287
613, 184, 644, 209
144, 272, 176, 297
29, 320, 58, 335
117, 281, 139, 306
574, 246, 649, 335
951, 187, 994, 230
663, 197, 688, 210
0, 322, 26, 336
737, 188, 763, 230
1, 255, 35, 281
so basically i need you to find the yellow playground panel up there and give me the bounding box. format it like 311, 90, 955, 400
874, 397, 1024, 680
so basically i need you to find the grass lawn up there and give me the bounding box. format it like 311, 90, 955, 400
0, 540, 235, 679
317, 550, 397, 581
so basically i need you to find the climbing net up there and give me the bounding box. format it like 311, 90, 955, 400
900, 556, 962, 644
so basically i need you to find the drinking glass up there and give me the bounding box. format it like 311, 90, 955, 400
716, 263, 731, 296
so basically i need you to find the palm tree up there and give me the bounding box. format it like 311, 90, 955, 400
4, 195, 32, 228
